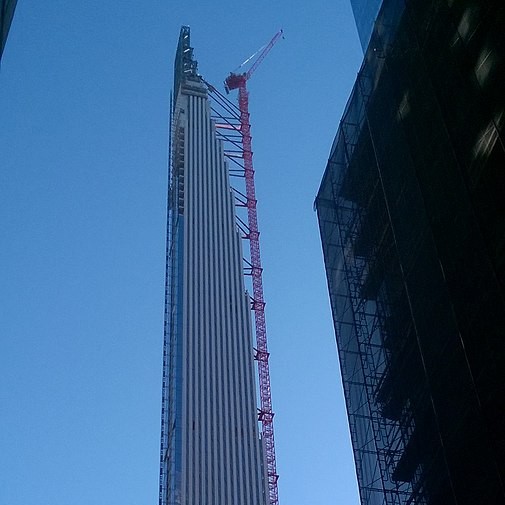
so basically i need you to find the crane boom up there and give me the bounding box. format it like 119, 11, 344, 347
245, 29, 283, 81
224, 29, 283, 93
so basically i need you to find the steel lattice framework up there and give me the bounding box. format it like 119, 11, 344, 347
204, 30, 282, 505
236, 77, 279, 505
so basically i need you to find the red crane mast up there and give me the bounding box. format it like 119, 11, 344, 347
224, 29, 283, 505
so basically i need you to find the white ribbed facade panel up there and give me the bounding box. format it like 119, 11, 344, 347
160, 27, 266, 505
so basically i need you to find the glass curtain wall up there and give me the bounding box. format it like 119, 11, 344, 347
316, 1, 505, 504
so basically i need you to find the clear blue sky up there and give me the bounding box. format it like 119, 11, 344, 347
0, 1, 363, 504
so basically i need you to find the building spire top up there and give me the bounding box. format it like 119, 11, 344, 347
173, 26, 199, 98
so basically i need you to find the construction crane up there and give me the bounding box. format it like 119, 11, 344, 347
224, 29, 283, 94
224, 29, 283, 505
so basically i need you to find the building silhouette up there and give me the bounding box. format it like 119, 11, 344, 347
350, 0, 383, 51
159, 27, 267, 505
316, 1, 505, 504
0, 0, 17, 60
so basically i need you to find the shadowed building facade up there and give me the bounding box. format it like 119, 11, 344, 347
159, 27, 267, 505
316, 1, 505, 504
1, 0, 17, 60
350, 0, 383, 51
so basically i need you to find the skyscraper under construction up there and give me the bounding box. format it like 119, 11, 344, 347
316, 0, 505, 504
159, 27, 268, 505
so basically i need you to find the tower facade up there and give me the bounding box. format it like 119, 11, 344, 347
159, 27, 266, 505
316, 1, 505, 504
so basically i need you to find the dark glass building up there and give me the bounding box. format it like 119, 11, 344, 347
350, 0, 383, 51
316, 1, 505, 504
1, 0, 17, 60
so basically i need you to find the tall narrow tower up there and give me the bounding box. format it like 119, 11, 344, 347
159, 27, 267, 505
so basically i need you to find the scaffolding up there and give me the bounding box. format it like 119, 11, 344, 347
160, 97, 185, 505
317, 72, 418, 505
316, 1, 505, 504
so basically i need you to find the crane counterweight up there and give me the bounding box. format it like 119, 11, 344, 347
224, 73, 246, 93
